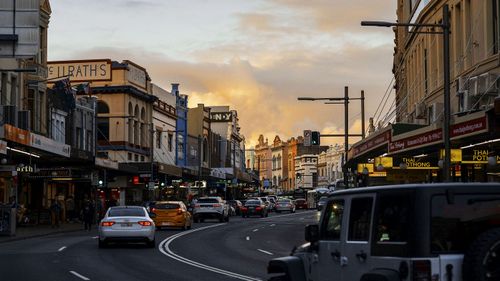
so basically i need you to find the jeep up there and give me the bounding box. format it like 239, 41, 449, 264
268, 183, 500, 281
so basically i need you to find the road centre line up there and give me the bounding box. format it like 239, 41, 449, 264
270, 224, 275, 227
257, 249, 273, 255
159, 224, 262, 281
58, 246, 67, 252
246, 236, 250, 241
69, 271, 90, 280
253, 229, 259, 232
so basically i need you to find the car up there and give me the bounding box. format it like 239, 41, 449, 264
294, 198, 307, 209
192, 196, 229, 223
275, 198, 296, 213
268, 183, 500, 281
316, 196, 328, 211
259, 197, 273, 211
241, 199, 268, 218
268, 197, 277, 211
228, 200, 243, 215
98, 206, 156, 248
150, 201, 192, 230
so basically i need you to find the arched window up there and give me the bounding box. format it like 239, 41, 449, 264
97, 101, 110, 143
128, 102, 134, 144
141, 107, 146, 121
273, 176, 277, 186
278, 176, 282, 186
277, 154, 281, 169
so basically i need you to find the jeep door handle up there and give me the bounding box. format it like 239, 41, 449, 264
356, 251, 367, 262
331, 250, 341, 261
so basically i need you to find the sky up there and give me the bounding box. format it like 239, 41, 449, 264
48, 0, 397, 147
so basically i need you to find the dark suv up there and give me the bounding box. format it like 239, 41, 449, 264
268, 183, 500, 281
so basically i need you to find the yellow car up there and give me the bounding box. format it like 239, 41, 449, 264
151, 201, 193, 230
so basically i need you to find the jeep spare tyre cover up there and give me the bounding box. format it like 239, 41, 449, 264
463, 228, 500, 281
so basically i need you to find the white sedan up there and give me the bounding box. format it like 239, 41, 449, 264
98, 206, 156, 248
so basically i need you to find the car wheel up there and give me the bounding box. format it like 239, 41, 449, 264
98, 239, 107, 248
219, 215, 224, 223
146, 238, 156, 248
463, 227, 500, 281
225, 215, 229, 222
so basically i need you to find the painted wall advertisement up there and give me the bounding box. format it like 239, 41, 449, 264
48, 60, 112, 82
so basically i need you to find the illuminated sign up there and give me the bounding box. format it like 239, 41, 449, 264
374, 157, 393, 168
48, 60, 112, 82
393, 157, 438, 169
439, 149, 462, 162
357, 163, 373, 174
462, 149, 500, 164
210, 112, 233, 122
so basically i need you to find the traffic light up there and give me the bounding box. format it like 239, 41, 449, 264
311, 131, 320, 145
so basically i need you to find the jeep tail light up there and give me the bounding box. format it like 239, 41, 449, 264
138, 221, 152, 226
241, 207, 247, 211
412, 260, 431, 281
101, 221, 115, 227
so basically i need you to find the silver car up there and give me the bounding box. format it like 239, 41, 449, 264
275, 199, 296, 213
98, 206, 156, 248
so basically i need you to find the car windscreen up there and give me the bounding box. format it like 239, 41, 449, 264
245, 200, 261, 206
108, 208, 145, 217
278, 199, 291, 203
155, 203, 179, 210
198, 198, 219, 204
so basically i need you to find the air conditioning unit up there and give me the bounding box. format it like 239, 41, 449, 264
415, 102, 427, 119
458, 90, 471, 112
2, 105, 17, 126
457, 76, 468, 92
428, 102, 444, 123
477, 72, 498, 95
18, 110, 30, 130
469, 76, 479, 96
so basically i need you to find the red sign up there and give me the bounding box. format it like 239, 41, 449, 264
350, 130, 390, 159
388, 128, 442, 153
450, 116, 487, 138
4, 124, 30, 145
133, 176, 140, 185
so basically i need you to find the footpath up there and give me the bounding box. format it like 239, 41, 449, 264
0, 223, 87, 244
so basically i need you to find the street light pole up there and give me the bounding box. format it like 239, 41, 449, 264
361, 4, 451, 182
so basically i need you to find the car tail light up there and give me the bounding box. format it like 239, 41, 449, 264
195, 204, 200, 208
151, 208, 156, 213
138, 221, 153, 226
256, 207, 262, 211
275, 203, 280, 207
412, 260, 431, 281
177, 208, 183, 215
241, 207, 247, 211
101, 221, 115, 227
213, 203, 221, 208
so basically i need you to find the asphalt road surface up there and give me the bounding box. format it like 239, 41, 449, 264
0, 210, 319, 281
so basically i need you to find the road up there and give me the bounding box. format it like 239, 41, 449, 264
0, 210, 318, 281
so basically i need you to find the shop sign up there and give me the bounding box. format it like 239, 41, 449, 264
17, 165, 34, 173
439, 149, 462, 162
210, 112, 232, 122
357, 163, 374, 174
30, 133, 70, 157
394, 157, 438, 169
389, 129, 442, 153
126, 61, 147, 89
0, 140, 7, 155
462, 149, 500, 164
95, 157, 119, 170
48, 60, 112, 82
374, 157, 393, 168
4, 124, 30, 145
451, 116, 488, 139
350, 130, 390, 159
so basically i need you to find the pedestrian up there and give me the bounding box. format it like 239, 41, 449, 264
82, 200, 95, 231
65, 196, 75, 222
50, 199, 61, 228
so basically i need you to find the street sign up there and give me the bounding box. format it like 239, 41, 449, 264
148, 181, 155, 190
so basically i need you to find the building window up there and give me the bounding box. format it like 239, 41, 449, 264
134, 154, 139, 162
168, 133, 173, 152
156, 130, 161, 149
128, 153, 132, 161
76, 128, 82, 149
493, 0, 499, 54
140, 155, 145, 162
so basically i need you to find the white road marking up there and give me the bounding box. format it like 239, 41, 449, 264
246, 236, 250, 241
69, 271, 90, 280
252, 229, 259, 232
58, 246, 67, 252
270, 224, 275, 227
159, 224, 261, 281
257, 249, 273, 255
92, 236, 98, 239
300, 217, 305, 220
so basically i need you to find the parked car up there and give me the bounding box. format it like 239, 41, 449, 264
275, 198, 296, 213
192, 196, 229, 223
150, 201, 192, 230
294, 198, 307, 209
317, 196, 328, 211
241, 199, 268, 218
98, 206, 156, 248
259, 197, 273, 211
228, 200, 243, 215
268, 183, 500, 281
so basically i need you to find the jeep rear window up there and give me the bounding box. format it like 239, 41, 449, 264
431, 194, 500, 253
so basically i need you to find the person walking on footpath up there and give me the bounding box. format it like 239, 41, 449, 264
82, 200, 95, 231
50, 199, 61, 228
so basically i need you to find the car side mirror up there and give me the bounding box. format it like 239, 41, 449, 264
305, 224, 319, 243
149, 212, 157, 218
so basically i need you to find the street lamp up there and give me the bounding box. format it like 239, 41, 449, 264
361, 4, 451, 182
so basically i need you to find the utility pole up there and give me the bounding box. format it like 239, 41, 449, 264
361, 90, 365, 139
149, 123, 155, 201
